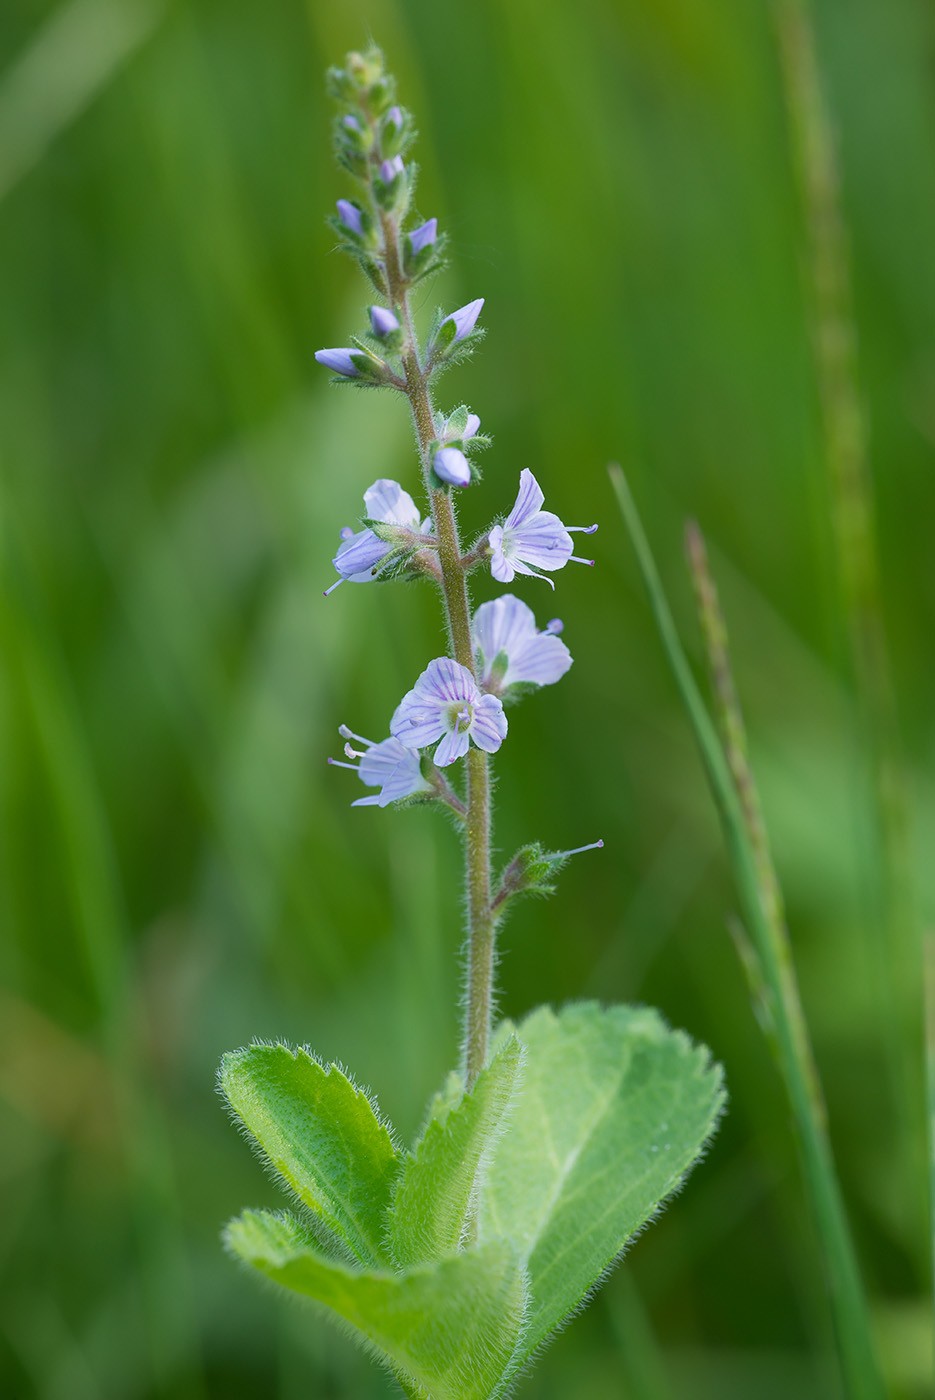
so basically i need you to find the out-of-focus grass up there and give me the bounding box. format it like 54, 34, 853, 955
1, 0, 933, 1396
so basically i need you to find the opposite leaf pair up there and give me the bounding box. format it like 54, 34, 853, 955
221, 1002, 725, 1400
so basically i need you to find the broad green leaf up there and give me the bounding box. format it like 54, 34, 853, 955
388, 1036, 523, 1267
226, 1208, 527, 1400
480, 1002, 725, 1368
220, 1044, 399, 1267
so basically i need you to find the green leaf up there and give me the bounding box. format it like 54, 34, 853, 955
219, 1044, 399, 1267
480, 1002, 725, 1368
226, 1209, 527, 1400
388, 1036, 523, 1267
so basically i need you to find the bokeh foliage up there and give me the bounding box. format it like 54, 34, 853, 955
1, 0, 933, 1396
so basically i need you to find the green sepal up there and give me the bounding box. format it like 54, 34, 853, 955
379, 107, 412, 159
491, 841, 572, 912
327, 212, 379, 255
403, 231, 449, 285
388, 1036, 523, 1267
225, 1210, 527, 1400
373, 167, 409, 217
480, 1003, 726, 1372
333, 114, 372, 157
219, 1044, 400, 1267
358, 255, 389, 297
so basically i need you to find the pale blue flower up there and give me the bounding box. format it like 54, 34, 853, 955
441, 298, 484, 344
315, 347, 360, 377
329, 727, 432, 807
463, 413, 481, 440
392, 658, 507, 766
409, 218, 437, 256
472, 594, 572, 693
433, 446, 471, 488
384, 105, 403, 132
370, 305, 400, 337
488, 469, 597, 587
325, 479, 430, 595
336, 199, 363, 236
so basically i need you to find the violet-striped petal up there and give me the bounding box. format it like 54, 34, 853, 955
362, 479, 420, 527
470, 695, 509, 751
333, 528, 388, 581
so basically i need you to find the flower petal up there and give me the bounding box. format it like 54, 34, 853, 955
333, 528, 389, 581
504, 469, 545, 529
470, 696, 508, 753
507, 512, 573, 571
363, 479, 420, 527
434, 726, 471, 766
488, 525, 515, 583
416, 657, 478, 706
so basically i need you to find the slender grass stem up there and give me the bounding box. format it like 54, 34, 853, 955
611, 464, 886, 1400
925, 931, 935, 1372
776, 0, 919, 1204
685, 521, 825, 1128
379, 209, 494, 1087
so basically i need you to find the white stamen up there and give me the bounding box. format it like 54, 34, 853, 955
339, 724, 375, 747
327, 757, 359, 771
568, 523, 599, 534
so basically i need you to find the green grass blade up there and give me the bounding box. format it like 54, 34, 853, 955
611, 464, 886, 1400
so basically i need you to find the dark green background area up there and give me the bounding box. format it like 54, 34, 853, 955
1, 0, 933, 1395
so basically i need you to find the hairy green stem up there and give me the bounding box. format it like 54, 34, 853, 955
380, 208, 495, 1086
612, 465, 886, 1400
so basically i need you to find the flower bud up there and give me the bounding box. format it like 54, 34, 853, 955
315, 348, 361, 377
336, 199, 364, 237
379, 155, 404, 184
433, 446, 471, 488
463, 413, 481, 440
370, 306, 400, 338
408, 218, 437, 257
441, 298, 484, 344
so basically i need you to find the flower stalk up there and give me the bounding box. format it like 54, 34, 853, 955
319, 47, 598, 1089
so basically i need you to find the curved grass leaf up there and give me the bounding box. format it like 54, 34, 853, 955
480, 1002, 725, 1368
388, 1035, 523, 1267
226, 1208, 527, 1400
220, 1044, 399, 1267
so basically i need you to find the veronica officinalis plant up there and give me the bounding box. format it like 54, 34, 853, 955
219, 46, 726, 1400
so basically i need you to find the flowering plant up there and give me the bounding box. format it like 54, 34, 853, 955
219, 46, 724, 1399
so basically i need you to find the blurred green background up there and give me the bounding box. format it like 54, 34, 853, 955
1, 0, 934, 1396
